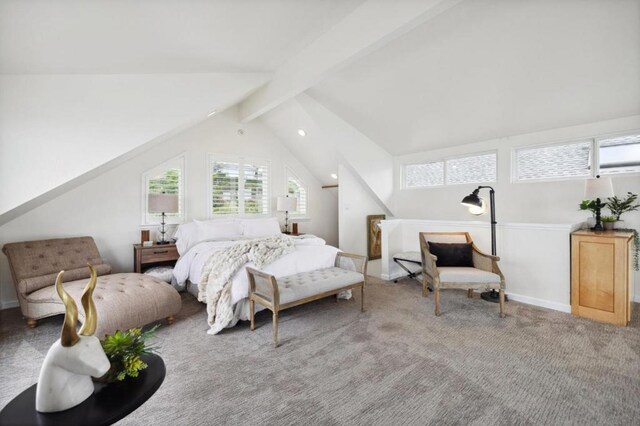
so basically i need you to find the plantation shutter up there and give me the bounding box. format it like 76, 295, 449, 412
243, 162, 269, 215
211, 160, 240, 215
287, 174, 308, 216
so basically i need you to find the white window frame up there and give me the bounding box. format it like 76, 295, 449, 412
511, 131, 640, 183
596, 132, 640, 176
402, 150, 497, 189
285, 167, 309, 219
403, 160, 445, 189
444, 150, 498, 186
511, 138, 594, 184
207, 153, 271, 218
141, 154, 186, 225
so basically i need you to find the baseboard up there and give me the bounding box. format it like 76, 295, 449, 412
505, 292, 571, 313
384, 274, 572, 313
0, 299, 19, 310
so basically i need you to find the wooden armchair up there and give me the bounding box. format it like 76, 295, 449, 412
419, 232, 505, 317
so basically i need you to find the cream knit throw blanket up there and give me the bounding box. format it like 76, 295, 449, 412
198, 234, 295, 334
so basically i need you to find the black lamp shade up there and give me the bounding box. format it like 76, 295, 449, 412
461, 191, 482, 208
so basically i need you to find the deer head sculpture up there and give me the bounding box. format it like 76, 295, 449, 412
35, 265, 111, 413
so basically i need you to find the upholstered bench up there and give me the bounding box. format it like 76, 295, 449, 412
2, 237, 182, 338
246, 252, 367, 347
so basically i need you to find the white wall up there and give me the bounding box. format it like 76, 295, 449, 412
391, 115, 640, 300
392, 115, 640, 224
0, 73, 268, 216
0, 110, 338, 308
338, 164, 386, 278
380, 219, 581, 312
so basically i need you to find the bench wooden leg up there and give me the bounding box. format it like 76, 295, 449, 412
361, 285, 365, 312
499, 289, 505, 318
166, 316, 175, 325
249, 299, 255, 331
434, 287, 441, 316
26, 319, 38, 329
467, 289, 473, 298
422, 279, 429, 298
272, 311, 279, 348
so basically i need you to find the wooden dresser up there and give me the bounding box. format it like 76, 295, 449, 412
571, 230, 634, 326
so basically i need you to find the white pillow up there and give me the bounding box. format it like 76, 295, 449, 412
194, 219, 243, 241
173, 221, 199, 255
241, 217, 281, 238
174, 219, 242, 255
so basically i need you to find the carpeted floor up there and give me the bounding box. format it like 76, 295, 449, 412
1, 277, 639, 425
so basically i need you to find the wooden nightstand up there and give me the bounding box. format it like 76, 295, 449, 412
133, 243, 179, 273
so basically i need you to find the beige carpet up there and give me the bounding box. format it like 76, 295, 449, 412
1, 277, 639, 425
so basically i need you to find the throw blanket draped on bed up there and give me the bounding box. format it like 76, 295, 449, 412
198, 235, 295, 334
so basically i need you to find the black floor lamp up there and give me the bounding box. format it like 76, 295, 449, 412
460, 186, 506, 303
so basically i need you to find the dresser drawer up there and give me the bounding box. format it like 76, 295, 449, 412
140, 246, 179, 263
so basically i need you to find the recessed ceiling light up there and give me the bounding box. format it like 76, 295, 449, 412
297, 129, 306, 137
208, 110, 217, 117
330, 173, 338, 179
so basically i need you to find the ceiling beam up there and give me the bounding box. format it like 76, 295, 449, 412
238, 0, 464, 123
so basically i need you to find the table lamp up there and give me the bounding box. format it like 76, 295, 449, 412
148, 193, 179, 244
277, 195, 297, 234
584, 175, 614, 231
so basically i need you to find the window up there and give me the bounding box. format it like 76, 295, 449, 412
403, 152, 496, 188
142, 155, 185, 224
446, 153, 496, 185
598, 134, 640, 175
209, 155, 270, 216
286, 169, 308, 217
405, 162, 444, 188
514, 140, 592, 182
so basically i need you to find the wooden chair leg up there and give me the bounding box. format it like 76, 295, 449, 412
166, 316, 175, 325
272, 311, 279, 348
361, 285, 365, 312
499, 289, 505, 318
422, 279, 429, 297
467, 289, 473, 298
26, 319, 38, 329
249, 299, 255, 331
434, 287, 441, 316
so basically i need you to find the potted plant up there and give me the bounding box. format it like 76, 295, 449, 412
98, 326, 159, 383
606, 192, 640, 228
601, 215, 617, 230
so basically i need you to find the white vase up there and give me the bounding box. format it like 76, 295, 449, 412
603, 222, 615, 230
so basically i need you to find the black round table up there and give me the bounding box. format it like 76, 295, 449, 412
0, 354, 165, 426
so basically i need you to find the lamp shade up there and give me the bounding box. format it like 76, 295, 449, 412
461, 191, 482, 208
276, 196, 297, 212
584, 176, 614, 200
148, 193, 179, 213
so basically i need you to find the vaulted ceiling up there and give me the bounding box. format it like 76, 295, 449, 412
1, 0, 638, 219
0, 0, 364, 74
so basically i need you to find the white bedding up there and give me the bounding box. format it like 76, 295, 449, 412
173, 234, 337, 306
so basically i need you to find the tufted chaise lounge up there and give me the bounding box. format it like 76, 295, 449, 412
2, 236, 182, 338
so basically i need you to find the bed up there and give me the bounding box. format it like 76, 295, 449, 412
171, 217, 345, 334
